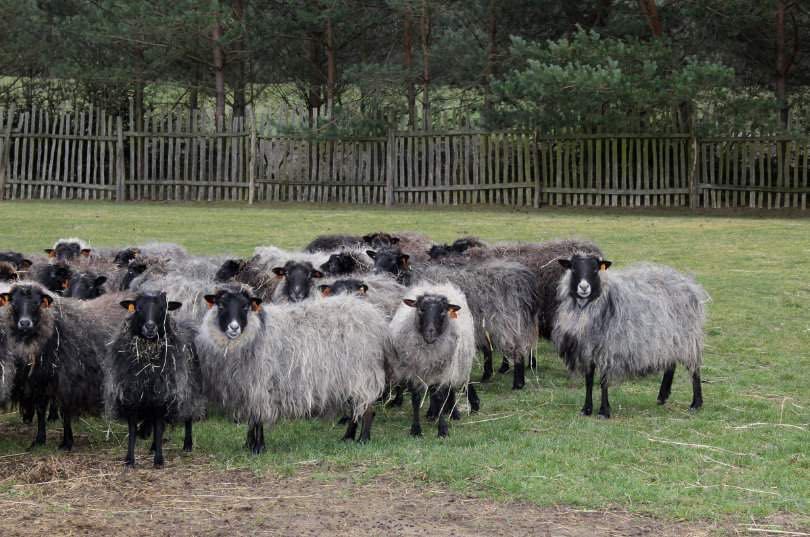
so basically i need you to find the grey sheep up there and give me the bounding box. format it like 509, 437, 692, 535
132, 272, 212, 324
552, 254, 708, 418
388, 282, 476, 437
195, 284, 389, 453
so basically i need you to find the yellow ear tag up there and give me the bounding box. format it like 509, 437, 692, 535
128, 304, 136, 313
599, 263, 607, 272
448, 310, 458, 320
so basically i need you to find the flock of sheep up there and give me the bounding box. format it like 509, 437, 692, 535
0, 232, 709, 468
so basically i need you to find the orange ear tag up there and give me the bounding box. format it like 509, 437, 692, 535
62, 280, 70, 290
251, 302, 262, 312
448, 310, 458, 320
128, 304, 136, 313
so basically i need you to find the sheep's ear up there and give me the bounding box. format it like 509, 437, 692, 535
403, 298, 417, 308
0, 293, 9, 306
319, 285, 333, 297
311, 269, 324, 279
366, 250, 377, 260
80, 249, 92, 257
319, 261, 330, 272
358, 284, 368, 295
398, 254, 410, 269
558, 259, 572, 270
250, 297, 263, 312
20, 259, 33, 270
389, 237, 400, 245
599, 260, 612, 271
62, 279, 70, 290
41, 295, 53, 309
94, 276, 107, 287
448, 303, 461, 319
204, 295, 217, 308
167, 301, 183, 311
120, 300, 136, 313
272, 267, 286, 278
45, 249, 55, 257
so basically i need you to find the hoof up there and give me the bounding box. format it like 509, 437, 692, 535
250, 444, 266, 455
580, 407, 593, 416
597, 412, 611, 420
512, 382, 525, 390
153, 461, 164, 470
437, 425, 449, 438
183, 444, 193, 453
409, 425, 422, 437
656, 398, 666, 405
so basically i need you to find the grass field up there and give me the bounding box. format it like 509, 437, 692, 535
0, 201, 808, 531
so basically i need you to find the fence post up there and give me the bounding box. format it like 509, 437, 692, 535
116, 116, 125, 202
0, 104, 15, 201
688, 132, 699, 209
532, 130, 542, 209
248, 111, 257, 205
385, 128, 395, 207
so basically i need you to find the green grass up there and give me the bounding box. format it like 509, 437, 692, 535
1, 201, 808, 526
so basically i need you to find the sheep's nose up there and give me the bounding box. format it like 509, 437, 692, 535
17, 318, 33, 330
144, 321, 157, 331
228, 321, 241, 332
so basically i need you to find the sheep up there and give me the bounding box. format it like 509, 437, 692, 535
270, 260, 325, 303
195, 284, 389, 453
427, 237, 487, 260
63, 271, 108, 300
105, 291, 205, 468
303, 232, 398, 253
318, 274, 406, 320
131, 272, 212, 324
0, 283, 127, 449
112, 242, 190, 267
552, 254, 708, 418
0, 262, 20, 283
412, 260, 540, 389
45, 238, 92, 262
388, 282, 476, 437
0, 252, 31, 269
318, 247, 374, 276
367, 247, 412, 285
29, 261, 75, 294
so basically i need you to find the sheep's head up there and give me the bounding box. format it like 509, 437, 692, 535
367, 248, 409, 278
215, 259, 246, 283
272, 261, 323, 302
113, 248, 140, 268
427, 244, 453, 259
558, 254, 612, 307
319, 253, 358, 275
204, 288, 262, 340
38, 262, 75, 293
0, 251, 29, 268
403, 293, 461, 345
65, 272, 107, 300
119, 261, 149, 291
1, 284, 54, 339
319, 279, 368, 298
362, 232, 399, 249
45, 240, 91, 261
120, 292, 181, 341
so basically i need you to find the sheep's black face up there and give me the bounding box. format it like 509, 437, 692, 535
204, 290, 262, 340
65, 273, 107, 300
45, 242, 89, 262
121, 292, 182, 341
451, 237, 483, 252
273, 261, 323, 302
215, 259, 245, 283
367, 249, 410, 277
113, 248, 140, 268
428, 244, 453, 259
403, 294, 461, 345
363, 232, 398, 249
1, 285, 53, 339
319, 279, 368, 297
119, 262, 148, 291
319, 253, 357, 275
38, 263, 75, 293
0, 251, 26, 267
559, 255, 612, 306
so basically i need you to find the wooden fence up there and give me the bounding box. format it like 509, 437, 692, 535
1, 107, 808, 209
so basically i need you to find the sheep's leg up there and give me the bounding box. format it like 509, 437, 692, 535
657, 365, 676, 405
581, 361, 595, 416
137, 419, 152, 440
512, 355, 526, 390
30, 399, 47, 448
498, 355, 510, 374
385, 384, 404, 408
409, 387, 423, 437
152, 418, 165, 468
528, 354, 537, 370
598, 375, 611, 419
47, 401, 60, 422
467, 384, 480, 413
689, 370, 703, 411
481, 346, 494, 382
182, 420, 193, 452
125, 417, 137, 468
437, 387, 452, 438
249, 422, 266, 455
21, 398, 34, 424
357, 407, 375, 443
58, 408, 73, 451
342, 418, 358, 441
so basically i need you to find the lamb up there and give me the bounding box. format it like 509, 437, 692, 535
105, 292, 205, 468
388, 282, 476, 437
195, 284, 389, 453
0, 283, 127, 449
552, 254, 708, 418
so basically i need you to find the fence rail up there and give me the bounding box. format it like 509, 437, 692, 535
0, 107, 808, 209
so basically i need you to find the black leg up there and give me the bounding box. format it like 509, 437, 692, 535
249, 421, 265, 455
409, 387, 423, 437
385, 385, 404, 408
467, 384, 480, 413
153, 418, 165, 468
512, 355, 525, 390
137, 419, 152, 440
357, 407, 375, 443
528, 354, 537, 370
342, 418, 358, 441
245, 421, 255, 450
426, 386, 439, 421
436, 386, 452, 438
255, 423, 266, 454
689, 370, 703, 411
497, 355, 510, 374
581, 361, 595, 416
31, 399, 47, 448
183, 420, 193, 452
125, 417, 137, 468
481, 346, 494, 382
657, 365, 676, 405
58, 408, 73, 451
21, 398, 34, 424
47, 401, 60, 422
598, 375, 611, 419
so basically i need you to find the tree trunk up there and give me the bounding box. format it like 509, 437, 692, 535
325, 15, 336, 121
133, 47, 145, 132
403, 6, 416, 129
774, 0, 795, 130
212, 4, 226, 129
232, 0, 248, 118
420, 0, 431, 131
307, 29, 324, 128
482, 0, 497, 116
638, 0, 663, 37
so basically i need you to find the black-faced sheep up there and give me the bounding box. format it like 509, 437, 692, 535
63, 271, 108, 300
30, 261, 75, 294
552, 254, 708, 418
270, 260, 324, 303
427, 237, 487, 260
367, 248, 412, 285
303, 232, 398, 253
45, 238, 92, 262
388, 282, 476, 437
105, 292, 205, 468
195, 284, 389, 453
